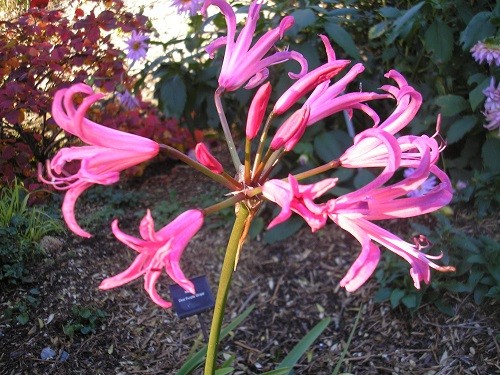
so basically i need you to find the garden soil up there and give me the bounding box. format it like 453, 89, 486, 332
1, 148, 499, 375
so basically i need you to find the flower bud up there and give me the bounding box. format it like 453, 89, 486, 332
273, 60, 350, 115
195, 143, 224, 174
270, 106, 310, 151
246, 82, 272, 139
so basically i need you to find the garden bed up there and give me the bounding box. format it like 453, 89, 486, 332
0, 157, 499, 375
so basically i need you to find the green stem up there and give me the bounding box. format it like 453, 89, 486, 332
160, 144, 242, 191
203, 193, 244, 216
215, 88, 243, 176
251, 112, 274, 178
204, 203, 250, 375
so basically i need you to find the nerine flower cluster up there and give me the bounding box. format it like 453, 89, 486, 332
40, 0, 455, 308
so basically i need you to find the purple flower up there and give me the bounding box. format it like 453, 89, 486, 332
455, 180, 467, 191
471, 40, 500, 67
125, 31, 149, 62
404, 168, 437, 197
116, 90, 140, 110
172, 0, 203, 16
483, 78, 500, 132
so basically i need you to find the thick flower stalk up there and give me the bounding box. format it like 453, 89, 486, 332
202, 0, 307, 92
39, 84, 159, 238
99, 209, 204, 308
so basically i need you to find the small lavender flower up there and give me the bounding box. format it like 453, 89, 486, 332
483, 78, 500, 132
171, 0, 203, 16
116, 90, 140, 110
470, 40, 500, 67
455, 180, 467, 191
124, 31, 149, 62
404, 169, 437, 198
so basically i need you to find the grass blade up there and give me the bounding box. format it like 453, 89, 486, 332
176, 304, 255, 375
332, 305, 363, 375
275, 317, 331, 374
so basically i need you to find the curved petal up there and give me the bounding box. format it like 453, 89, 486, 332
334, 215, 381, 292
111, 219, 147, 252
61, 182, 93, 238
99, 253, 148, 289
144, 270, 172, 309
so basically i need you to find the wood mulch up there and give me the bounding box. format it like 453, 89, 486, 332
1, 153, 499, 375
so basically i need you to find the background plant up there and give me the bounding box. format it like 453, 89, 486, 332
0, 0, 194, 190
0, 179, 63, 284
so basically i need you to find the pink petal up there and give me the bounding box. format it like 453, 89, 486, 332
335, 216, 381, 292
61, 182, 93, 238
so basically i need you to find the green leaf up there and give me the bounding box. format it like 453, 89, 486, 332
263, 216, 303, 245
353, 169, 375, 190
401, 294, 418, 309
459, 12, 495, 50
175, 305, 255, 375
390, 289, 405, 308
214, 368, 234, 375
324, 23, 361, 60
261, 369, 293, 375
482, 137, 500, 173
313, 130, 352, 163
332, 306, 362, 375
468, 76, 490, 111
446, 116, 477, 144
434, 95, 469, 117
275, 317, 331, 373
16, 313, 29, 325
387, 2, 425, 44
80, 326, 93, 335
368, 21, 388, 40
159, 75, 187, 119
474, 286, 491, 308
291, 9, 316, 30
379, 7, 401, 19
424, 19, 454, 64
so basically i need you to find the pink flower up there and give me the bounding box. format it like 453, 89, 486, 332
99, 209, 204, 308
340, 128, 441, 170
202, 0, 307, 91
39, 84, 159, 238
273, 35, 351, 115
172, 0, 203, 16
271, 35, 392, 126
262, 174, 338, 232
125, 30, 149, 62
326, 164, 454, 291
195, 142, 224, 174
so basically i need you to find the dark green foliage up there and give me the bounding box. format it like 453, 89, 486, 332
374, 213, 500, 314
62, 305, 107, 338
2, 288, 41, 325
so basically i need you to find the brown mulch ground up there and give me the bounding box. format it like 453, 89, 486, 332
1, 155, 499, 375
